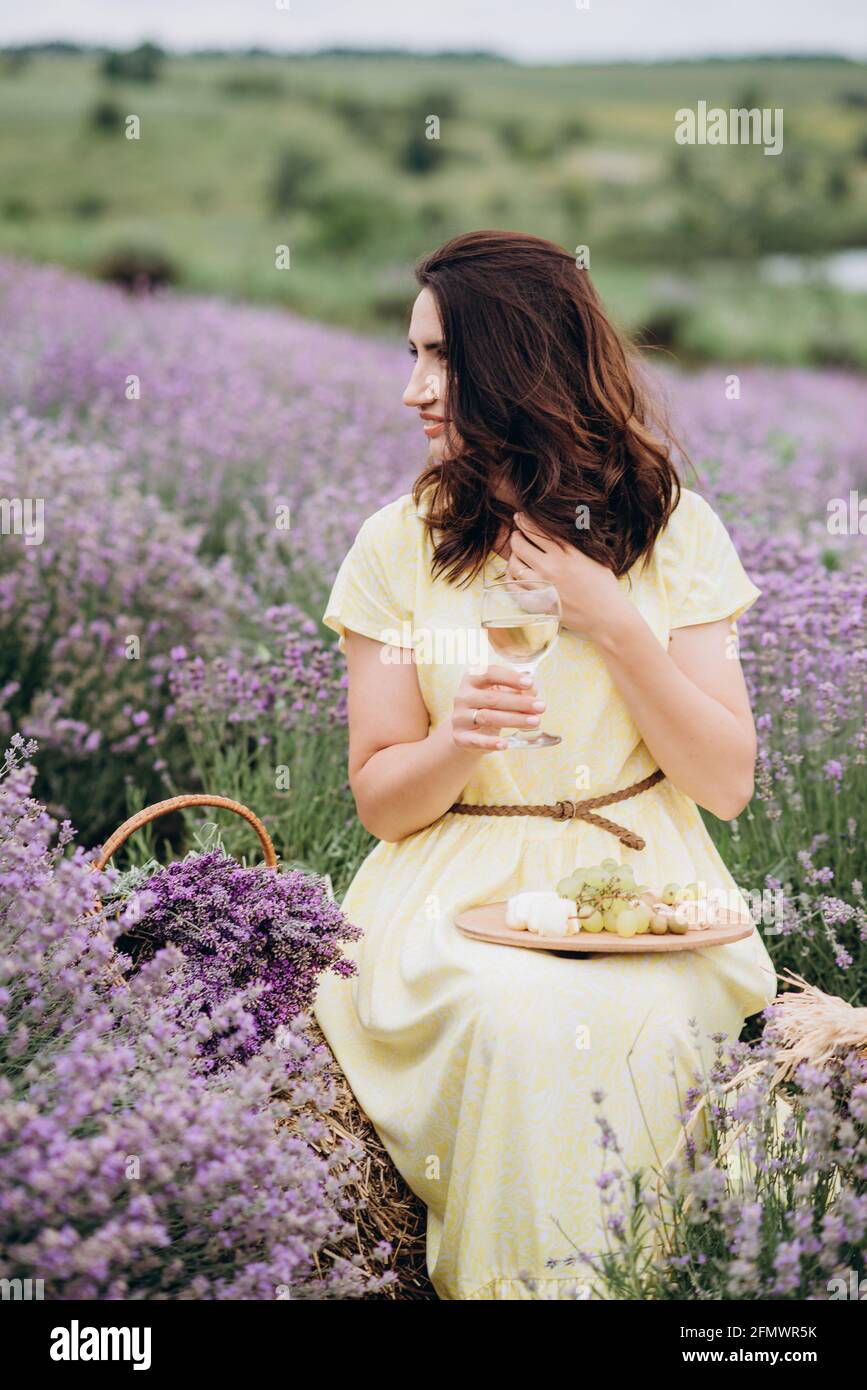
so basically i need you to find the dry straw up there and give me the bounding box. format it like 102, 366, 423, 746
651, 971, 867, 1259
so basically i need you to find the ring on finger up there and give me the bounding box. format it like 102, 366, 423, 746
471, 708, 483, 728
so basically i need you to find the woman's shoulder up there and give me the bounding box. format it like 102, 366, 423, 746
323, 495, 422, 653
355, 488, 432, 558
651, 484, 761, 626
661, 484, 716, 534
358, 490, 421, 534
652, 485, 721, 565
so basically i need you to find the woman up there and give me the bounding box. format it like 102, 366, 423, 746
314, 229, 776, 1301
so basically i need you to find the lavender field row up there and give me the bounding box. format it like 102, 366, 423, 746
1, 258, 866, 1299
0, 257, 863, 983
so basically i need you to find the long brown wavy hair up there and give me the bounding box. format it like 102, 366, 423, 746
410, 229, 690, 587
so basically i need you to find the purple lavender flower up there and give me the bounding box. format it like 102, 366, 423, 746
0, 740, 379, 1300
125, 849, 360, 1069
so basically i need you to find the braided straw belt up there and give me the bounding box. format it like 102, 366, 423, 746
447, 768, 665, 852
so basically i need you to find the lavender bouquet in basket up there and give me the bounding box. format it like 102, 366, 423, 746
117, 848, 360, 1070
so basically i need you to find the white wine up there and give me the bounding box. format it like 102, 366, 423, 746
480, 577, 562, 749
482, 616, 559, 665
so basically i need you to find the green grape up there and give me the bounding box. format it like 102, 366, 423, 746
660, 882, 681, 906
632, 902, 652, 934
610, 867, 635, 892
602, 909, 622, 933
650, 912, 669, 935
556, 874, 581, 899
580, 909, 604, 933
583, 868, 609, 890
668, 917, 689, 935
615, 908, 640, 937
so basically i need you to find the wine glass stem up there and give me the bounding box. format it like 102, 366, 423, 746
515, 660, 542, 739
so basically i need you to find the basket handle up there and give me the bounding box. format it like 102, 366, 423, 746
94, 794, 278, 872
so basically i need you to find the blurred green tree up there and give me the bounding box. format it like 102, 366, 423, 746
101, 43, 165, 83
89, 98, 122, 133
268, 148, 322, 213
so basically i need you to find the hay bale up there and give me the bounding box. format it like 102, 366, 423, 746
300, 1019, 436, 1301
768, 971, 867, 1068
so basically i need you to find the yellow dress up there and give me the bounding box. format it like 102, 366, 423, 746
314, 485, 777, 1301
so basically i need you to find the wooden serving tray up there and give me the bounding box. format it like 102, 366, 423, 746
454, 899, 755, 954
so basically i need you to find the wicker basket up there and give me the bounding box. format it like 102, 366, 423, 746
93, 793, 278, 875
94, 793, 434, 1300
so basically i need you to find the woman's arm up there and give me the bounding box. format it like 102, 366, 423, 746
343, 632, 546, 842
507, 512, 757, 821
594, 608, 757, 820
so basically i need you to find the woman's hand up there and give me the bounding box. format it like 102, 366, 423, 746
343, 634, 544, 841
451, 664, 546, 750
507, 511, 630, 642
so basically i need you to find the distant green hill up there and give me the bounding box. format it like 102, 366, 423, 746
1, 49, 866, 364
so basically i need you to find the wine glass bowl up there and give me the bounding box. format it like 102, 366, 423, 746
481, 576, 562, 749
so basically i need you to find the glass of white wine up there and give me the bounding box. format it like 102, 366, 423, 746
481, 576, 562, 748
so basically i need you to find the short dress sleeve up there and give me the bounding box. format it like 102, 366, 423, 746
322, 500, 416, 655
661, 488, 761, 630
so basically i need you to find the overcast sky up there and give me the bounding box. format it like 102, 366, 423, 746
1, 0, 865, 63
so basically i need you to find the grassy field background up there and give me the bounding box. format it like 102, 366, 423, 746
2, 46, 867, 363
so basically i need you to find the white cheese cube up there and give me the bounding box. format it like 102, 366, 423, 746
505, 890, 562, 929
526, 896, 575, 937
